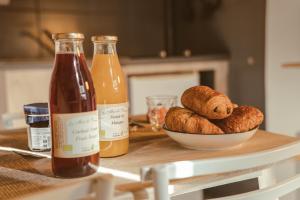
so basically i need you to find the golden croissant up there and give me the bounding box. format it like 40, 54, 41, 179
181, 86, 234, 119
165, 107, 224, 134
213, 106, 264, 133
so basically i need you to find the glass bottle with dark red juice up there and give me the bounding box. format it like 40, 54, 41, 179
50, 33, 99, 178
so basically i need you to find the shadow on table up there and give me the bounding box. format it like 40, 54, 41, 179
0, 130, 54, 178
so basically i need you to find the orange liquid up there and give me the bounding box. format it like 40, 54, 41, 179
91, 54, 129, 157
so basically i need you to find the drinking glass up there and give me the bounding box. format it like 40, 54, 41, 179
146, 95, 177, 131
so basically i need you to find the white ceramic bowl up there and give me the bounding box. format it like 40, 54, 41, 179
163, 126, 258, 150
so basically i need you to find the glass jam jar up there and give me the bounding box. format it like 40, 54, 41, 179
23, 103, 51, 152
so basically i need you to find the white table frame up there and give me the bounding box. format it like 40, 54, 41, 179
140, 140, 300, 200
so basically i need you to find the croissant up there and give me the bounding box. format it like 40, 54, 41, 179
214, 106, 264, 133
165, 107, 224, 134
181, 86, 234, 119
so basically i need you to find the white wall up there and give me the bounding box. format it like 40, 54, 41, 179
265, 0, 300, 136
4, 68, 51, 113
265, 1, 300, 199
0, 61, 53, 129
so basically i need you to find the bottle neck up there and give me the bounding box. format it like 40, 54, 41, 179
55, 39, 84, 55
93, 42, 117, 55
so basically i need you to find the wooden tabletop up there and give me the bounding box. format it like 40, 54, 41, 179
0, 121, 299, 199
102, 130, 298, 172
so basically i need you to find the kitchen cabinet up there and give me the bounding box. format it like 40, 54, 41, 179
123, 56, 229, 114
129, 72, 199, 115
0, 56, 229, 128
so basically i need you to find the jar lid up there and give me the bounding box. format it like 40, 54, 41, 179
52, 33, 84, 40
91, 35, 118, 42
24, 103, 49, 115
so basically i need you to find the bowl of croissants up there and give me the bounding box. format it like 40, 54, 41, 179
164, 86, 264, 150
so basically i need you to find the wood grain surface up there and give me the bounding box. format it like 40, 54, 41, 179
0, 122, 299, 198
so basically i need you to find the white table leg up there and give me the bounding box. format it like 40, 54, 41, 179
152, 165, 170, 200
94, 174, 114, 200
172, 190, 204, 200
258, 168, 278, 200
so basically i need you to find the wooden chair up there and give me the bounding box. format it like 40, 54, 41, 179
20, 174, 133, 200
141, 140, 300, 200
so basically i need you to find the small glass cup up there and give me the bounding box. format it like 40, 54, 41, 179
146, 95, 177, 131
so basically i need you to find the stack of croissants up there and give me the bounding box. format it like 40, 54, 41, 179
165, 86, 264, 134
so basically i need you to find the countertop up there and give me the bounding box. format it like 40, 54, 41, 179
0, 54, 229, 69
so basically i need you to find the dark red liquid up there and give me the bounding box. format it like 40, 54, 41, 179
50, 53, 99, 178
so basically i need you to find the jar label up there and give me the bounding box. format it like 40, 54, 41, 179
97, 102, 129, 141
52, 110, 99, 158
29, 127, 51, 150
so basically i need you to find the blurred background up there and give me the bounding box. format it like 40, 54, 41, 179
0, 0, 268, 129
1, 0, 300, 199
0, 0, 299, 138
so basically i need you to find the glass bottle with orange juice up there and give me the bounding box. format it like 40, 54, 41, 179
91, 35, 129, 157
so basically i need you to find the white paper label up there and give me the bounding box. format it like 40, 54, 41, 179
52, 110, 99, 158
29, 127, 51, 150
97, 102, 129, 141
